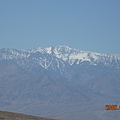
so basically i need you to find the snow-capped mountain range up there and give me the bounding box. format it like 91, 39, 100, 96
0, 46, 120, 120
0, 46, 120, 70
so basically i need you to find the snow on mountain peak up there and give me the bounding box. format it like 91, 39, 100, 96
49, 46, 101, 65
0, 46, 120, 69
30, 47, 52, 54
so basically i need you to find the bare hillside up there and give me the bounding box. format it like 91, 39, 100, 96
0, 110, 55, 120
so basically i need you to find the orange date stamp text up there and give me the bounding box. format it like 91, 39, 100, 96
105, 105, 120, 110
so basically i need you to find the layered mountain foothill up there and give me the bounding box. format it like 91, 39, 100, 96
0, 46, 120, 120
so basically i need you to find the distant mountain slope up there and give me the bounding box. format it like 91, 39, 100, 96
0, 46, 120, 120
0, 110, 55, 120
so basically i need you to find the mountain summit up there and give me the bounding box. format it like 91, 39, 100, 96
0, 46, 120, 70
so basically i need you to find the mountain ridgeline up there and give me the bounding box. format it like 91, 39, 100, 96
0, 46, 120, 120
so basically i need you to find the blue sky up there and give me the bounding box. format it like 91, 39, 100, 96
0, 0, 120, 54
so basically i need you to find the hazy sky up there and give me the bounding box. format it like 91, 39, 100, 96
0, 0, 120, 54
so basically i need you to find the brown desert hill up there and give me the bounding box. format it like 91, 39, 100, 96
0, 110, 56, 120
